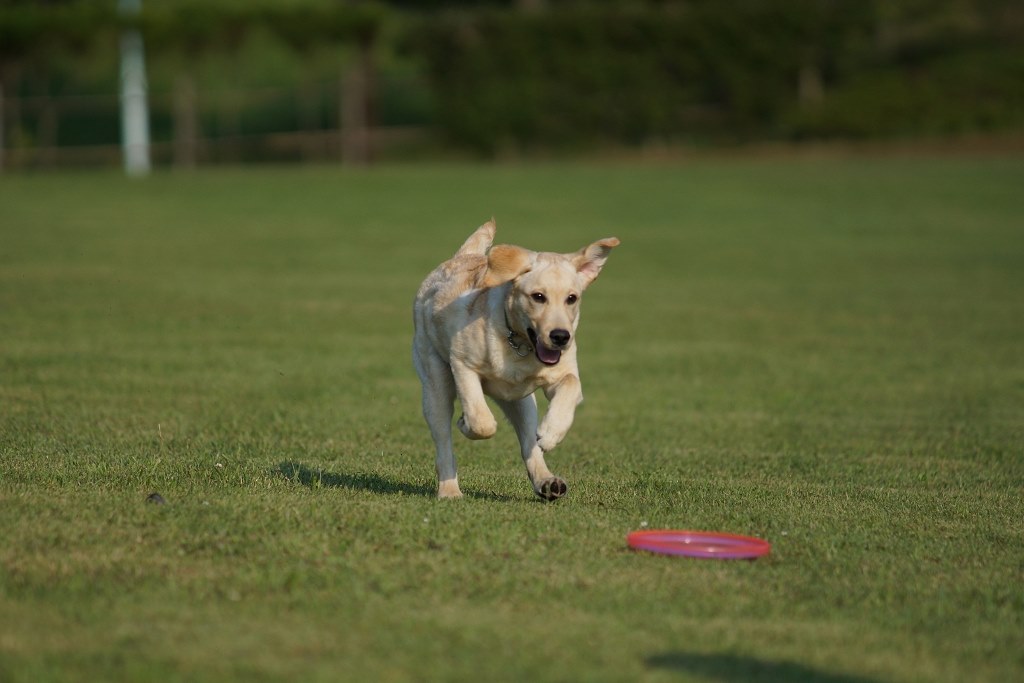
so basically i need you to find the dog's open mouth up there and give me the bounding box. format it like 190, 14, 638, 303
527, 328, 562, 366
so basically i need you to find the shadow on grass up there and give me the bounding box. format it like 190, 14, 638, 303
276, 462, 517, 502
645, 652, 878, 683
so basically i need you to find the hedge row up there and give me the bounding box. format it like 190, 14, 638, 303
3, 0, 1023, 154
407, 1, 1024, 152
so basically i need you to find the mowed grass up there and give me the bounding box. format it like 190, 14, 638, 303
1, 156, 1022, 682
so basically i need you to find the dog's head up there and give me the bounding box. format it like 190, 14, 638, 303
484, 237, 620, 365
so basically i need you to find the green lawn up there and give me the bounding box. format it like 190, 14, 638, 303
1, 156, 1022, 682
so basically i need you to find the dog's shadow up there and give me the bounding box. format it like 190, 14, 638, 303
645, 653, 880, 683
276, 462, 517, 502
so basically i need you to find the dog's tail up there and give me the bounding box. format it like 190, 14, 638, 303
455, 218, 496, 257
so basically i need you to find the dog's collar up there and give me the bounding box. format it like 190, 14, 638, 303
504, 311, 532, 357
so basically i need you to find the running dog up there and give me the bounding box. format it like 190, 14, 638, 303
412, 219, 619, 500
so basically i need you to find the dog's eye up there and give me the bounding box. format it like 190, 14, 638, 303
566, 294, 578, 305
531, 292, 547, 304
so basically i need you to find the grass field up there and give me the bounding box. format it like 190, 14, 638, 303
1, 156, 1023, 682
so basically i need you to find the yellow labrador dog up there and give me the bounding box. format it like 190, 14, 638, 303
413, 219, 619, 500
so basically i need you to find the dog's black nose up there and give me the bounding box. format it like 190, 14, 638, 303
549, 329, 571, 348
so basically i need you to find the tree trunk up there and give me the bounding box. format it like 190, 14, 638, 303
340, 39, 374, 166
798, 63, 824, 108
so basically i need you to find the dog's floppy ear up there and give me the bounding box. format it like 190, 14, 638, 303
481, 244, 534, 288
573, 237, 620, 288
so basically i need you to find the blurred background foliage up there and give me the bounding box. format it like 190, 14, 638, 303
1, 0, 1022, 167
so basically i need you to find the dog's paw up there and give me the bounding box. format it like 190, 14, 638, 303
457, 414, 497, 440
437, 480, 464, 499
535, 477, 568, 501
535, 431, 559, 453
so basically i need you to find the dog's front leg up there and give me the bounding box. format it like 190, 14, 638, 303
451, 362, 498, 440
497, 394, 567, 501
511, 373, 583, 501
536, 373, 583, 453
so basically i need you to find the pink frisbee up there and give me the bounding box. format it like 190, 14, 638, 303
627, 529, 771, 560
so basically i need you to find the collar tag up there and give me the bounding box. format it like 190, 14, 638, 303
505, 313, 532, 357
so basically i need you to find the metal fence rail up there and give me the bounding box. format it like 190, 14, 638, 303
0, 78, 429, 171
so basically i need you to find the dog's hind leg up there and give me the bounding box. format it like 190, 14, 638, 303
496, 395, 567, 501
415, 346, 461, 498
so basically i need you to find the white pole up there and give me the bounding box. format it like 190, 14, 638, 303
119, 0, 151, 176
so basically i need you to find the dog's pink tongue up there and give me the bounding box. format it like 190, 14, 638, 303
536, 344, 561, 365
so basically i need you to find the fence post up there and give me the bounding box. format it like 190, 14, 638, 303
38, 76, 59, 168
174, 73, 198, 168
0, 79, 5, 173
